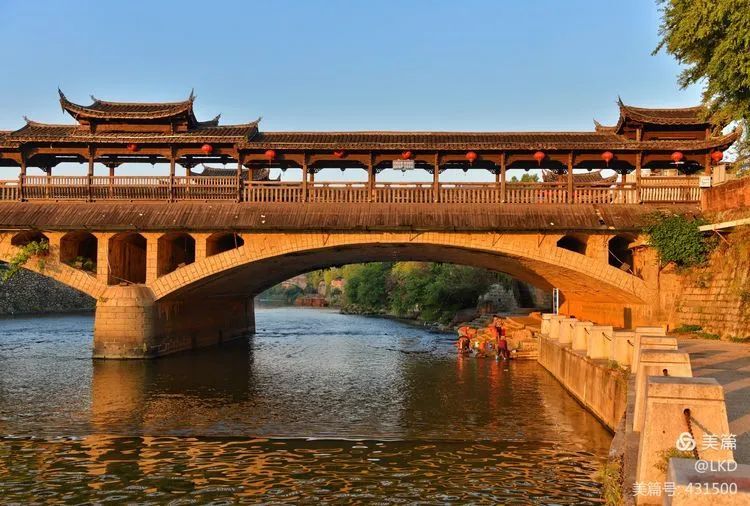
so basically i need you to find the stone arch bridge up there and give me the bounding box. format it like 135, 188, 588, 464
0, 201, 687, 358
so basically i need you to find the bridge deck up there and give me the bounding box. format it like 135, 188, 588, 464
0, 202, 699, 232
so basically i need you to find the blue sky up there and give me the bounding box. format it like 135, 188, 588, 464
0, 0, 702, 179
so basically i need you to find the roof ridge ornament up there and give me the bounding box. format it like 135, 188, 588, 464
188, 89, 196, 102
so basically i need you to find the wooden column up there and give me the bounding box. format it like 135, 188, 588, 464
500, 152, 507, 203
108, 162, 116, 198
44, 166, 51, 200
636, 152, 642, 203
302, 153, 309, 203
236, 153, 244, 202
704, 152, 711, 176
18, 154, 26, 201
87, 148, 95, 202
168, 150, 176, 202
567, 152, 574, 203
433, 153, 440, 203
367, 152, 374, 202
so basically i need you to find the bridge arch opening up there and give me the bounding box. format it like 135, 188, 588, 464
556, 234, 588, 255
108, 232, 147, 285
608, 234, 635, 271
206, 232, 244, 257
11, 231, 49, 247
60, 231, 97, 271
158, 233, 196, 277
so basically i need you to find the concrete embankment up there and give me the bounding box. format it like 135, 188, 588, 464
538, 336, 627, 431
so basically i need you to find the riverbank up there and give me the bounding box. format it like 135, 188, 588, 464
0, 269, 94, 315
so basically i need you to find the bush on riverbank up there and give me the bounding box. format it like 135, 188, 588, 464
342, 262, 505, 324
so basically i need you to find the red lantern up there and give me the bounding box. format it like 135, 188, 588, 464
465, 151, 478, 163
710, 150, 723, 163
126, 143, 138, 152
533, 151, 545, 165
601, 151, 614, 166
201, 144, 213, 154
264, 149, 276, 160
401, 151, 412, 160
671, 151, 684, 164
333, 150, 346, 159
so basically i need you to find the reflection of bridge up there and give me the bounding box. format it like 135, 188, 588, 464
0, 92, 739, 358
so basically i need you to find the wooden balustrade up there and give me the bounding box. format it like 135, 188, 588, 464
375, 183, 433, 203
0, 180, 18, 201
309, 182, 370, 203
0, 176, 703, 204
244, 181, 304, 202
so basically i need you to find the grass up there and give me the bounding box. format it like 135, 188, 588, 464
598, 458, 623, 506
673, 324, 702, 333
655, 447, 695, 473
728, 335, 750, 344
695, 332, 721, 340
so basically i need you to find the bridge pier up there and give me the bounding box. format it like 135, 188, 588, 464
93, 285, 254, 359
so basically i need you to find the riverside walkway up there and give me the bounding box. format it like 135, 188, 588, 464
678, 338, 750, 464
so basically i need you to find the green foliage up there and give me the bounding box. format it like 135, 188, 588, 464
343, 261, 502, 324
259, 283, 303, 304
644, 213, 716, 267
673, 324, 703, 333
728, 335, 750, 343
510, 173, 540, 183
342, 262, 391, 312
696, 332, 721, 340
654, 0, 749, 158
0, 240, 49, 283
655, 447, 694, 473
67, 256, 95, 272
598, 458, 623, 506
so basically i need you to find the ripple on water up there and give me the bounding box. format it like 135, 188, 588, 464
0, 308, 611, 503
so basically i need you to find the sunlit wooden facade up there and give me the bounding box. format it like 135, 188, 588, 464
0, 92, 740, 204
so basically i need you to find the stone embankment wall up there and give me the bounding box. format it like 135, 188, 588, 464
701, 176, 750, 216
0, 268, 95, 315
537, 336, 627, 430
660, 227, 750, 339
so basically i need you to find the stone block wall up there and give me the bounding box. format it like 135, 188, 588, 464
701, 177, 750, 214
660, 228, 750, 339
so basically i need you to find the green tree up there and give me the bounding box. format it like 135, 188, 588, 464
654, 0, 749, 157
343, 263, 391, 311
510, 173, 540, 183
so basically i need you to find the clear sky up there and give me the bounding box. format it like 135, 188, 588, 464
0, 0, 702, 180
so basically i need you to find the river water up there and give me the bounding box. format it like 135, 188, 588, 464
0, 307, 611, 504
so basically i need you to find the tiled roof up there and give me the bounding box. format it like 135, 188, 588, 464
241, 129, 739, 151
617, 99, 708, 126
542, 169, 619, 183
5, 119, 258, 143
59, 89, 196, 120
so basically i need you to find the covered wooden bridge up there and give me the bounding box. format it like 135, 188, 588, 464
0, 91, 739, 205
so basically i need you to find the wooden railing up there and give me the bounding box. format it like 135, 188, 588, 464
640, 176, 701, 203
244, 181, 304, 202
0, 180, 18, 201
0, 176, 702, 204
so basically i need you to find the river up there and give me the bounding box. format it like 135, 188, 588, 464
0, 307, 611, 504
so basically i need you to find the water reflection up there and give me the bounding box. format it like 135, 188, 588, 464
0, 308, 611, 503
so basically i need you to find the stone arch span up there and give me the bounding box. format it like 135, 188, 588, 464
0, 231, 107, 299
151, 231, 650, 305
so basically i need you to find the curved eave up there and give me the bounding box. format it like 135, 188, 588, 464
59, 93, 195, 121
